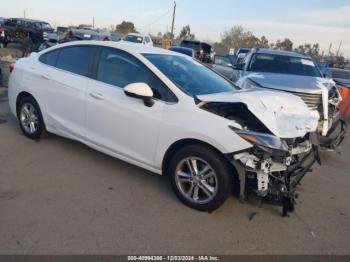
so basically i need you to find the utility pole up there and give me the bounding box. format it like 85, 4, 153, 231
93, 16, 95, 28
336, 40, 342, 57
328, 43, 333, 56
170, 1, 176, 41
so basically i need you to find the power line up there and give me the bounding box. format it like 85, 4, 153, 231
139, 5, 174, 31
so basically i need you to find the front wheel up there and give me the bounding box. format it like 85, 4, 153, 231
17, 96, 45, 140
168, 144, 233, 212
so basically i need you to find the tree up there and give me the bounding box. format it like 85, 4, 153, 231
257, 36, 269, 48
274, 38, 294, 51
178, 25, 195, 41
220, 25, 260, 51
115, 21, 138, 34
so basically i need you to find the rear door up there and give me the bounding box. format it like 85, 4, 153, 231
36, 45, 96, 137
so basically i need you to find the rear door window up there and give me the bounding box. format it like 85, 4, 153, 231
56, 46, 95, 76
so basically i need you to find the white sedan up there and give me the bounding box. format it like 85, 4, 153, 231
8, 41, 319, 213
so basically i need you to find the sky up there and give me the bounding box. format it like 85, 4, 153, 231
2, 0, 350, 57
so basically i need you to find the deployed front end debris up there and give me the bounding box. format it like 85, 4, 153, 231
197, 93, 320, 216
231, 131, 319, 217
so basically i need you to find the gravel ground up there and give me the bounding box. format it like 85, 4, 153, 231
0, 85, 350, 255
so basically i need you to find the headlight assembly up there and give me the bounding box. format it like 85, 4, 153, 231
229, 126, 289, 152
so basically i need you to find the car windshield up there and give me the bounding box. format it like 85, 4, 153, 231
248, 54, 322, 77
181, 41, 200, 50
144, 54, 237, 96
42, 23, 52, 30
332, 69, 350, 80
124, 35, 143, 43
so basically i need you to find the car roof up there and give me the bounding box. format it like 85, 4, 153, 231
126, 33, 148, 37
170, 46, 193, 51
9, 18, 49, 23
252, 48, 310, 59
45, 40, 184, 56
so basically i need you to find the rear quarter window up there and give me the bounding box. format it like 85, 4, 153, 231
39, 50, 60, 67
55, 46, 95, 76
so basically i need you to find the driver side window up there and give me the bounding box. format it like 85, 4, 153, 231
96, 47, 177, 102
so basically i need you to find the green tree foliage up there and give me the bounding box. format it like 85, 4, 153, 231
115, 21, 138, 34
274, 38, 294, 51
177, 25, 195, 41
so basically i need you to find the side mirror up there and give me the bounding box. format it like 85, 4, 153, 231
233, 63, 244, 71
124, 82, 155, 107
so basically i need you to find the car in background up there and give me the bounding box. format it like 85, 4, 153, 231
180, 40, 214, 63
168, 46, 194, 57
325, 68, 350, 120
232, 48, 346, 150
38, 28, 119, 51
121, 33, 153, 46
0, 17, 8, 48
236, 48, 250, 56
8, 41, 319, 215
4, 18, 54, 51
211, 54, 236, 78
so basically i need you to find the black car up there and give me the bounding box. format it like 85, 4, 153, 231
168, 46, 195, 57
180, 40, 214, 63
4, 18, 54, 51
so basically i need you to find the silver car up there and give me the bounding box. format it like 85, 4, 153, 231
231, 48, 346, 150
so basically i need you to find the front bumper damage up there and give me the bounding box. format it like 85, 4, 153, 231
231, 138, 319, 217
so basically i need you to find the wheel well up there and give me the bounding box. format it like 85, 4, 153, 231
162, 139, 233, 176
16, 92, 33, 114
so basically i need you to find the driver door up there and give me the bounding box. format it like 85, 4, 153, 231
85, 47, 174, 168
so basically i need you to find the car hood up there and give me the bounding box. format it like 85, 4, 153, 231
334, 78, 350, 88
198, 89, 319, 139
245, 73, 335, 93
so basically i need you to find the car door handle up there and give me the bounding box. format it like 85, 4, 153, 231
89, 92, 105, 100
40, 74, 51, 80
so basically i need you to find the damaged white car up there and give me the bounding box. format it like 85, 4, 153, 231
9, 41, 319, 215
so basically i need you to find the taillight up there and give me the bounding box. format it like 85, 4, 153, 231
9, 64, 15, 74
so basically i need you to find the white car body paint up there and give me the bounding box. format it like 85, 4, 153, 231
236, 73, 338, 136
8, 41, 318, 176
197, 89, 319, 139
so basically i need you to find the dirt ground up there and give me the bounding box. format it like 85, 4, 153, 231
0, 86, 350, 255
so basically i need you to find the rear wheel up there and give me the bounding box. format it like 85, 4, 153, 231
168, 144, 233, 212
17, 96, 45, 140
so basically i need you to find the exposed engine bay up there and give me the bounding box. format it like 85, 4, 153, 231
200, 100, 321, 216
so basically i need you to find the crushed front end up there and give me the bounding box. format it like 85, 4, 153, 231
230, 130, 319, 217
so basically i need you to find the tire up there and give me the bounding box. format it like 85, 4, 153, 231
168, 144, 233, 212
17, 96, 45, 140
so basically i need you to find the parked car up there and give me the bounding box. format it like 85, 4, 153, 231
4, 18, 54, 51
0, 17, 8, 48
180, 40, 214, 63
231, 48, 346, 150
9, 41, 319, 215
39, 28, 119, 51
168, 46, 195, 57
121, 33, 153, 46
325, 68, 350, 120
211, 54, 236, 78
